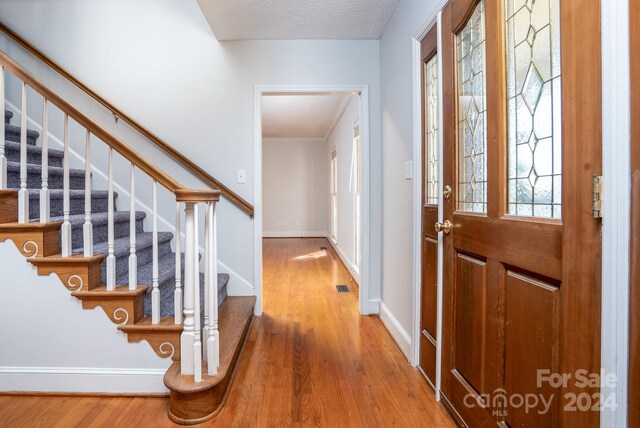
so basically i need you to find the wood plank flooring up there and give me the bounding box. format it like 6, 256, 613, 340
0, 238, 454, 427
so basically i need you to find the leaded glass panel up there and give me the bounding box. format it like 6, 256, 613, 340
457, 0, 487, 213
425, 55, 439, 205
506, 0, 562, 218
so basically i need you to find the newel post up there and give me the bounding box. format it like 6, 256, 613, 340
177, 189, 221, 381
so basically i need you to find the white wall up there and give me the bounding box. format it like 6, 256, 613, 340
378, 0, 445, 352
326, 96, 361, 282
0, 0, 382, 308
262, 138, 328, 237
0, 242, 170, 393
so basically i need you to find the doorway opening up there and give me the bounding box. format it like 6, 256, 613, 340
254, 87, 370, 316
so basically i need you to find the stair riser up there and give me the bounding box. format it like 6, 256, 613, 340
67, 218, 145, 250
101, 240, 173, 284
28, 196, 115, 219
5, 145, 64, 168
8, 170, 85, 190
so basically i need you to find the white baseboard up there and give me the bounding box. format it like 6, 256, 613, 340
326, 238, 361, 286
366, 298, 381, 314
0, 367, 168, 394
379, 302, 412, 360
262, 231, 328, 238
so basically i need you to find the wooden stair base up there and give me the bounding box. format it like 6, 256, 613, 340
164, 296, 256, 425
0, 221, 62, 257
0, 190, 18, 223
29, 254, 106, 291
119, 317, 183, 361
72, 285, 148, 326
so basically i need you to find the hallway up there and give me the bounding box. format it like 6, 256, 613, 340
0, 238, 453, 427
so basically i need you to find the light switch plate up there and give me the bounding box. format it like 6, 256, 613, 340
237, 169, 246, 184
404, 161, 413, 180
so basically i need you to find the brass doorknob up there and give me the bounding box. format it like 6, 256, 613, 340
435, 220, 453, 235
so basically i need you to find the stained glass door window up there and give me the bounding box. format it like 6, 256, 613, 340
506, 0, 562, 218
457, 1, 487, 213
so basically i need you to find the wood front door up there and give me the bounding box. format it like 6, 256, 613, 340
630, 0, 640, 424
419, 26, 440, 388
438, 0, 602, 426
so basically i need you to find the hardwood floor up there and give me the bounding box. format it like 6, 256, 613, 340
0, 238, 454, 427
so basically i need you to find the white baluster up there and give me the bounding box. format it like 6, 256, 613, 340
128, 164, 137, 290
181, 202, 196, 375
151, 181, 160, 323
193, 203, 202, 382
18, 82, 29, 223
105, 147, 116, 290
0, 67, 6, 189
206, 202, 219, 375
60, 114, 72, 255
83, 131, 93, 257
203, 203, 210, 362
39, 99, 49, 223
174, 202, 182, 324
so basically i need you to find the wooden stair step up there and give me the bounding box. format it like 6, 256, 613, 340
71, 284, 148, 326
28, 253, 106, 291
164, 295, 256, 425
0, 221, 62, 257
119, 317, 183, 361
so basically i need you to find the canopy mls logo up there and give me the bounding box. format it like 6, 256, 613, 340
463, 370, 618, 417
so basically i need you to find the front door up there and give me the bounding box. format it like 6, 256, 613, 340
419, 25, 440, 388
439, 0, 602, 426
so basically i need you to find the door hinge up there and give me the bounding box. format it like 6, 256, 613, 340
592, 175, 603, 219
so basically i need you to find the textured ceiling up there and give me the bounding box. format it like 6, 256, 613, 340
197, 0, 399, 40
262, 94, 352, 139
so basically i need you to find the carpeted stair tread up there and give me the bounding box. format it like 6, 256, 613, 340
27, 189, 117, 219
133, 251, 229, 317
49, 210, 146, 227
5, 124, 39, 145
7, 160, 86, 190
49, 211, 145, 249
76, 231, 173, 259
4, 140, 65, 167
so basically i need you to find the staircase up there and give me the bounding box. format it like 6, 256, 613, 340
3, 109, 229, 317
0, 50, 255, 424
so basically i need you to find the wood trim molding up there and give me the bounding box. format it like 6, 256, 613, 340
175, 189, 221, 203
420, 26, 438, 62
0, 21, 253, 216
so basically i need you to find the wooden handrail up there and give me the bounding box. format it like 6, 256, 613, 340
0, 21, 254, 216
0, 49, 222, 202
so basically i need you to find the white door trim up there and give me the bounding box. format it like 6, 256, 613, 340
600, 0, 631, 426
254, 85, 373, 316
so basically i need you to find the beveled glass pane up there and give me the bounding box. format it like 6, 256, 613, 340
425, 55, 439, 205
457, 0, 487, 213
506, 0, 561, 218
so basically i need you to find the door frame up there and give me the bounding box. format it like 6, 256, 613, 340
601, 0, 632, 426
253, 85, 374, 316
